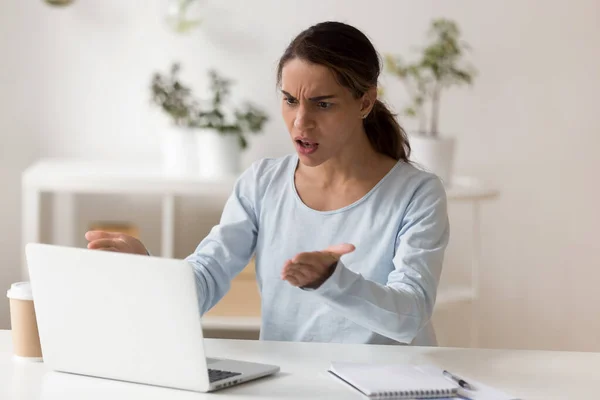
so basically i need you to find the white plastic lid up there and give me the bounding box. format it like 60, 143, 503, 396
6, 282, 33, 301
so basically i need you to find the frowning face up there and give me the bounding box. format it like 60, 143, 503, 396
280, 58, 369, 167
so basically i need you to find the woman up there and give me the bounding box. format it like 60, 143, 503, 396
86, 21, 449, 346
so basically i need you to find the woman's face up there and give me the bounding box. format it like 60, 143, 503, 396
280, 58, 372, 167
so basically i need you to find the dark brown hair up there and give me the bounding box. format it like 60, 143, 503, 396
276, 21, 410, 161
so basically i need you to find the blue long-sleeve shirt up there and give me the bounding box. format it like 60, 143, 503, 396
185, 154, 449, 345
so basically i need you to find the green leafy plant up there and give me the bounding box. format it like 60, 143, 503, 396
385, 19, 476, 137
165, 0, 202, 33
151, 63, 268, 149
44, 0, 75, 6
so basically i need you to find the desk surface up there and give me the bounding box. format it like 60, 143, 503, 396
1, 330, 599, 399
22, 159, 499, 200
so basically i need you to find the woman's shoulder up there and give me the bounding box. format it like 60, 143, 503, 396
248, 154, 296, 176
386, 161, 447, 200
236, 154, 296, 191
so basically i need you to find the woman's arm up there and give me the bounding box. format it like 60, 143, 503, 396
185, 164, 260, 315
309, 177, 449, 344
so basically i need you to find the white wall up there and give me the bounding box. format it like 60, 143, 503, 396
1, 0, 599, 351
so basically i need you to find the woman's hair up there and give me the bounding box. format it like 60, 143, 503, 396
276, 21, 410, 161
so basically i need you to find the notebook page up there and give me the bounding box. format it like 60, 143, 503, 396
330, 362, 457, 397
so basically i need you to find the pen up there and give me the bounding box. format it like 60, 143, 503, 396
443, 370, 474, 391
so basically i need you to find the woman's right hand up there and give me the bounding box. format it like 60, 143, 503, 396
85, 231, 149, 256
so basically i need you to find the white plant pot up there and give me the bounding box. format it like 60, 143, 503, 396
161, 126, 198, 176
161, 127, 242, 178
409, 134, 456, 186
195, 129, 241, 178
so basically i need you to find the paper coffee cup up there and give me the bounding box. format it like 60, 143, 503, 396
6, 282, 43, 362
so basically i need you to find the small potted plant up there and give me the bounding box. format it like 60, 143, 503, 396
151, 63, 268, 177
385, 19, 476, 185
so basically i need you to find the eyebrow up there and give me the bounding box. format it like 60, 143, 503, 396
281, 90, 337, 101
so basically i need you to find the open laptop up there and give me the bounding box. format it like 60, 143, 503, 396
25, 243, 279, 392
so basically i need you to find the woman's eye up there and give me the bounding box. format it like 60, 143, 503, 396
284, 97, 298, 106
317, 102, 332, 109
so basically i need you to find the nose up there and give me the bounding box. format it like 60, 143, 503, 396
293, 104, 315, 130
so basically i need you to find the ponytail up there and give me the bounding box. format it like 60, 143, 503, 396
364, 100, 411, 162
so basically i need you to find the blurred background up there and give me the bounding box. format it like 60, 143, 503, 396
1, 0, 599, 351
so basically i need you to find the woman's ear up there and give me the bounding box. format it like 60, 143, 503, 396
360, 87, 378, 118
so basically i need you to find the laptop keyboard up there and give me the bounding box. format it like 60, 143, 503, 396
208, 368, 242, 383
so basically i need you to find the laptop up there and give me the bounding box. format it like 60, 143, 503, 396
25, 243, 279, 392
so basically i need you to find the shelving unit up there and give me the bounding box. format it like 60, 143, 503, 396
22, 159, 498, 346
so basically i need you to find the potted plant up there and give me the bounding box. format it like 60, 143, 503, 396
385, 19, 476, 185
165, 0, 202, 33
151, 63, 268, 177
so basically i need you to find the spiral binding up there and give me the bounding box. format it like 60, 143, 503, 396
372, 387, 456, 398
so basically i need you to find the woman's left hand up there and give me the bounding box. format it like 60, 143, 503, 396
281, 243, 355, 289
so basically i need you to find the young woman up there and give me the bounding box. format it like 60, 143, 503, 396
86, 21, 449, 346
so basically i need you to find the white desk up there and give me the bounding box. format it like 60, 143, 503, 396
1, 330, 598, 399
21, 159, 498, 345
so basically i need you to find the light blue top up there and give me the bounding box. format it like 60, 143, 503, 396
186, 154, 449, 346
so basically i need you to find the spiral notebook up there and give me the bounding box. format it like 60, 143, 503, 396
329, 362, 459, 399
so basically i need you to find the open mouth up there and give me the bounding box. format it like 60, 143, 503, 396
295, 139, 319, 149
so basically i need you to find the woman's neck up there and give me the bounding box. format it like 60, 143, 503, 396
297, 132, 391, 188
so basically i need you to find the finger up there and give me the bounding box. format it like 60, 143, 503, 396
85, 231, 122, 241
283, 269, 308, 287
97, 247, 120, 252
282, 261, 313, 277
324, 243, 355, 259
280, 260, 292, 279
291, 252, 333, 267
283, 264, 319, 286
284, 274, 301, 287
87, 238, 127, 251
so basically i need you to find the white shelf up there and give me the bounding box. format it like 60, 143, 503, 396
446, 176, 499, 200
22, 158, 237, 195
22, 159, 498, 200
436, 287, 476, 308
202, 316, 261, 331
21, 158, 499, 347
